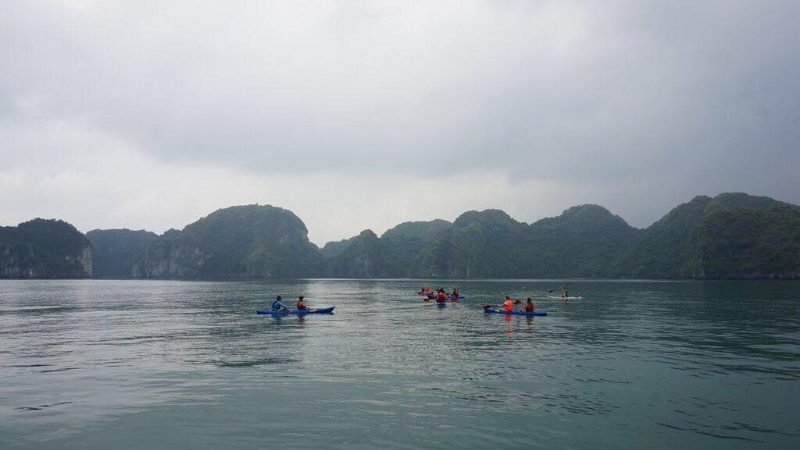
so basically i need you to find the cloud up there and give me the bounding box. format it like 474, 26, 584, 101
1, 1, 799, 243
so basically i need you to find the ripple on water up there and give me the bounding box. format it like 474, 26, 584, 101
0, 279, 798, 449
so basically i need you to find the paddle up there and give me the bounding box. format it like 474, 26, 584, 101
543, 285, 571, 298
483, 298, 523, 310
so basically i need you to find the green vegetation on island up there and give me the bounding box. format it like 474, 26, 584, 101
323, 229, 390, 278
0, 219, 92, 278
614, 193, 800, 279
321, 220, 453, 278
5, 193, 799, 280
139, 205, 321, 279
410, 206, 639, 278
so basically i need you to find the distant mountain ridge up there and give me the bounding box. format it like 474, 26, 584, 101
320, 219, 453, 278
613, 193, 800, 279
0, 219, 92, 278
7, 192, 800, 279
87, 229, 156, 279
410, 205, 639, 278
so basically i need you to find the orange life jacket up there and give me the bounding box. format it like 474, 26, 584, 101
503, 299, 514, 311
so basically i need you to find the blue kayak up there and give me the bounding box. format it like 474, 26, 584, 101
435, 301, 447, 307
257, 306, 335, 315
484, 307, 547, 317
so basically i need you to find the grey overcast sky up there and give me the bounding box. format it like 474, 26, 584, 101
1, 1, 799, 245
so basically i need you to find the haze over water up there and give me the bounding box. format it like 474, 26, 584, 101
1, 279, 798, 449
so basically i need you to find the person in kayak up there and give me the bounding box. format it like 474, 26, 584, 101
436, 289, 447, 303
296, 296, 308, 310
559, 286, 569, 298
272, 295, 289, 312
525, 298, 535, 312
451, 288, 460, 299
503, 296, 515, 311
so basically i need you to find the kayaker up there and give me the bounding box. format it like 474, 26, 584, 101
525, 298, 535, 312
436, 289, 447, 303
503, 296, 514, 311
272, 295, 289, 312
560, 286, 569, 298
451, 288, 460, 299
296, 296, 308, 310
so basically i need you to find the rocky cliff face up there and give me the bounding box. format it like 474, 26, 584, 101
88, 229, 156, 278
74, 245, 93, 276
0, 243, 35, 278
139, 205, 322, 279
138, 235, 209, 278
0, 219, 92, 278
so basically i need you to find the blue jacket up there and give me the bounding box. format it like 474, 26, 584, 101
272, 299, 288, 310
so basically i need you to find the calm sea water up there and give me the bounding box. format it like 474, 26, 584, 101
1, 279, 798, 449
